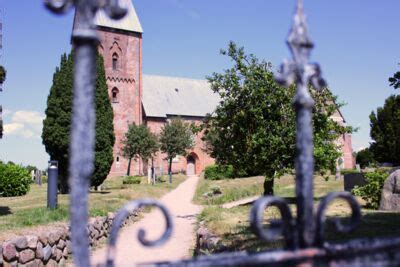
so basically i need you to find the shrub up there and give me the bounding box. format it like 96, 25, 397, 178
0, 163, 31, 197
352, 170, 388, 209
156, 176, 167, 183
210, 186, 222, 195
204, 164, 234, 180
41, 176, 48, 184
122, 176, 142, 185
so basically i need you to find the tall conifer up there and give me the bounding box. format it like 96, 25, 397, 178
42, 52, 114, 193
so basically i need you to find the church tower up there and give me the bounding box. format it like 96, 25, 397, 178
93, 0, 143, 177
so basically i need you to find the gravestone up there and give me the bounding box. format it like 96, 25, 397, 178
344, 173, 366, 192
379, 170, 400, 211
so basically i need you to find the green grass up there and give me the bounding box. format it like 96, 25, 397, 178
194, 176, 265, 205
198, 175, 400, 253
0, 174, 185, 240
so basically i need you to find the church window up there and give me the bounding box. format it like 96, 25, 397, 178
112, 53, 119, 71
112, 88, 119, 103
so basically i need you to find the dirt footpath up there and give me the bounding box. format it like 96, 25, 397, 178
91, 175, 202, 266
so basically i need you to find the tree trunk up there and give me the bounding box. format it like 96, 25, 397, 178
151, 158, 155, 185
59, 176, 70, 194
263, 176, 274, 195
168, 158, 172, 184
127, 158, 132, 176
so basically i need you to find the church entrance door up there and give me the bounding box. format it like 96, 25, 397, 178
187, 155, 196, 175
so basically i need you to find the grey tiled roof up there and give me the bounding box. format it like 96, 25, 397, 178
94, 0, 143, 33
142, 75, 220, 118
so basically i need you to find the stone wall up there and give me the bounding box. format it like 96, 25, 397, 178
0, 211, 140, 266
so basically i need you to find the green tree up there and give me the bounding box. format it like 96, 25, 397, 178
356, 148, 375, 168
122, 123, 159, 176
160, 118, 193, 183
0, 65, 6, 84
204, 42, 352, 195
389, 70, 400, 89
42, 52, 114, 193
369, 95, 400, 165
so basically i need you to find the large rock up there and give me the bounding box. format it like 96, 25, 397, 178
36, 242, 44, 260
39, 232, 49, 246
42, 245, 52, 262
19, 249, 35, 264
26, 236, 38, 250
14, 236, 28, 250
2, 241, 17, 262
380, 170, 400, 211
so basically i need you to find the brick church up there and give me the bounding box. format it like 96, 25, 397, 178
74, 0, 354, 177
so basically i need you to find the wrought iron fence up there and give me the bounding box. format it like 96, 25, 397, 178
44, 0, 400, 266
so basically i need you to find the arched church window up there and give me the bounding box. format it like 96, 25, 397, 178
112, 53, 119, 71
112, 88, 119, 103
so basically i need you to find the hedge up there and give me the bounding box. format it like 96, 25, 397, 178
122, 176, 142, 185
204, 164, 235, 180
0, 162, 31, 197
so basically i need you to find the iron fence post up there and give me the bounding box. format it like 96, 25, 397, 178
44, 1, 127, 266
275, 0, 326, 247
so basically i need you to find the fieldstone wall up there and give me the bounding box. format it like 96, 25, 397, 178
0, 210, 140, 266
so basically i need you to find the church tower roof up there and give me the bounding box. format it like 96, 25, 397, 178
94, 0, 143, 33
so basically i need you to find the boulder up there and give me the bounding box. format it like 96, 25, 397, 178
42, 245, 52, 262
19, 249, 35, 264
380, 170, 400, 211
45, 259, 57, 267
39, 232, 49, 246
47, 232, 57, 246
2, 241, 17, 262
54, 249, 63, 262
14, 236, 28, 250
65, 240, 72, 254
26, 236, 38, 250
36, 242, 44, 260
3, 260, 18, 266
56, 239, 66, 250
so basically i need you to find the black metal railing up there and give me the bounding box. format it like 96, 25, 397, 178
44, 0, 400, 266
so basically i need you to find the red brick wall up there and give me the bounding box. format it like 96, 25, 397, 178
97, 28, 143, 177
146, 118, 215, 175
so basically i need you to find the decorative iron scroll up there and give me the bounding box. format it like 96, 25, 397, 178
106, 199, 173, 267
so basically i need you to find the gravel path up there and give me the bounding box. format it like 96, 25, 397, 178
91, 175, 202, 266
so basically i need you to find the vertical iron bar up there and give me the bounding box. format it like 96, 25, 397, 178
294, 74, 315, 247
69, 37, 97, 267
275, 0, 325, 248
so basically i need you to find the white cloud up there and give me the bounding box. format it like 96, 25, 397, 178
4, 123, 24, 135
3, 110, 44, 139
2, 109, 12, 116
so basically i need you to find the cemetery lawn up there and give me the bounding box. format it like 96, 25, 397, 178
197, 175, 400, 253
194, 176, 265, 205
0, 174, 185, 241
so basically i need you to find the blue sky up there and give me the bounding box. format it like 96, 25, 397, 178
0, 0, 399, 169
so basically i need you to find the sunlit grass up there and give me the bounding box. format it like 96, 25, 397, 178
0, 174, 185, 240
197, 175, 400, 253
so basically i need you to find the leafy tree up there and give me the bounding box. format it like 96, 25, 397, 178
42, 52, 114, 193
389, 70, 400, 89
204, 42, 352, 195
122, 123, 159, 176
160, 118, 193, 183
356, 148, 375, 168
369, 95, 400, 165
0, 65, 6, 84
